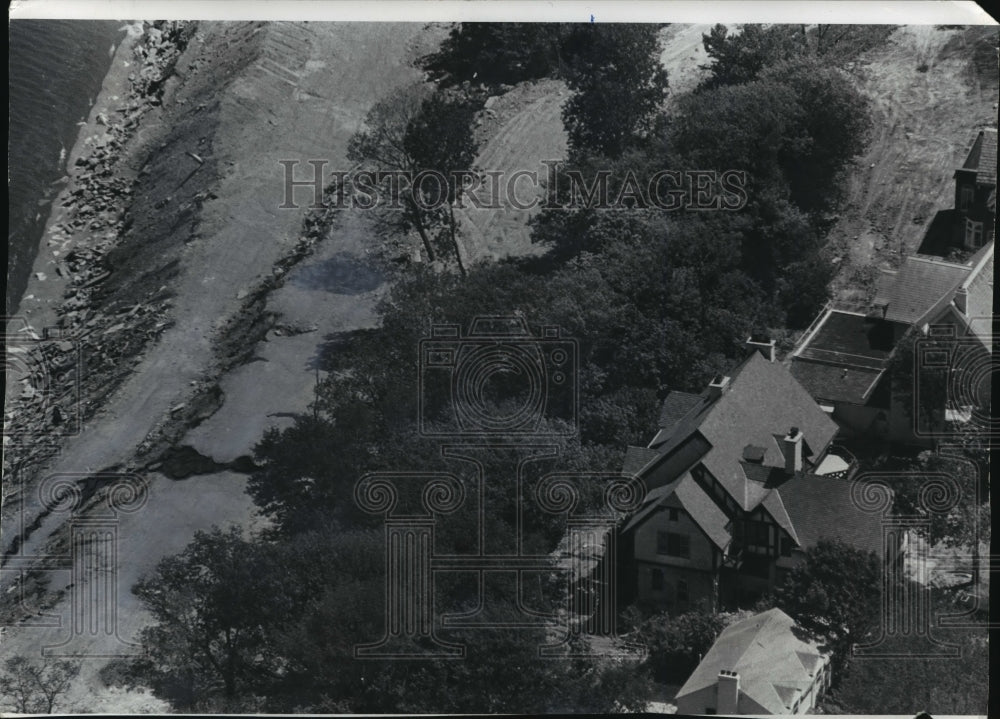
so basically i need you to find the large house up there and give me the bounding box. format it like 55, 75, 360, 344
675, 608, 832, 715
953, 128, 996, 251
790, 240, 993, 443
788, 129, 995, 445
616, 347, 884, 612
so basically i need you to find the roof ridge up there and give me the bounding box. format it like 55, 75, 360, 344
906, 254, 975, 270
961, 241, 995, 289
728, 609, 782, 670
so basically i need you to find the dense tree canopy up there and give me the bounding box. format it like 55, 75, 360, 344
130, 20, 899, 714
772, 539, 881, 667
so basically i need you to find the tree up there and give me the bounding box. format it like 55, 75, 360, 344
348, 87, 480, 273
403, 90, 481, 276
637, 610, 727, 683
773, 539, 881, 667
0, 657, 79, 714
347, 85, 439, 263
826, 594, 987, 714
132, 526, 300, 707
560, 24, 669, 159
700, 24, 806, 88
871, 447, 990, 589
417, 23, 572, 88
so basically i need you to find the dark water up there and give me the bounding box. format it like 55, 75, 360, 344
7, 20, 122, 315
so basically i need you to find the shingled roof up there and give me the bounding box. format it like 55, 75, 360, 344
767, 473, 883, 556
693, 352, 839, 512
622, 352, 841, 551
657, 390, 703, 432
960, 128, 998, 186
873, 255, 973, 326
676, 608, 829, 714
621, 474, 731, 551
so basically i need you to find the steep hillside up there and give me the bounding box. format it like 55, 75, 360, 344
827, 25, 998, 308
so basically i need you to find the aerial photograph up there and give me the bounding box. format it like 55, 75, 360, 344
3, 1, 995, 715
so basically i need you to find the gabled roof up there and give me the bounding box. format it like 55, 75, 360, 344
956, 243, 994, 347
959, 128, 997, 186
768, 473, 883, 556
621, 352, 847, 556
692, 353, 839, 511
676, 608, 829, 714
621, 474, 731, 551
761, 490, 800, 546
874, 255, 973, 326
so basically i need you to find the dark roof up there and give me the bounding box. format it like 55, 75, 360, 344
622, 446, 661, 476
622, 352, 842, 555
790, 360, 885, 405
695, 353, 839, 511
657, 390, 702, 431
771, 473, 884, 556
794, 310, 900, 367
961, 128, 997, 186
677, 608, 828, 714
873, 256, 972, 326
622, 474, 731, 550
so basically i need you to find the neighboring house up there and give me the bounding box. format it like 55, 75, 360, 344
617, 347, 885, 612
790, 241, 993, 443
919, 128, 996, 257
675, 608, 832, 715
953, 128, 996, 251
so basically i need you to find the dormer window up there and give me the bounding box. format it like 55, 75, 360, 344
965, 219, 984, 248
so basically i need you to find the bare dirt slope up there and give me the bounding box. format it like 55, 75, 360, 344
453, 24, 712, 265
827, 25, 998, 308
659, 23, 714, 96
1, 21, 445, 711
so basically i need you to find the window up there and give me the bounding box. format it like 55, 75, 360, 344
657, 531, 691, 557
668, 507, 679, 522
657, 532, 690, 558
966, 219, 984, 247
960, 185, 974, 209
677, 579, 689, 602
747, 521, 770, 546
651, 569, 664, 591
780, 536, 793, 557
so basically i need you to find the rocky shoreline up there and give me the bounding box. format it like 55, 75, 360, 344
4, 22, 195, 491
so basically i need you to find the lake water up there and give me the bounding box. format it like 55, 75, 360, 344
8, 19, 122, 314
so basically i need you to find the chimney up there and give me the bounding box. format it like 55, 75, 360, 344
708, 374, 730, 400
746, 334, 776, 362
717, 670, 740, 715
954, 286, 968, 315
784, 427, 803, 474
